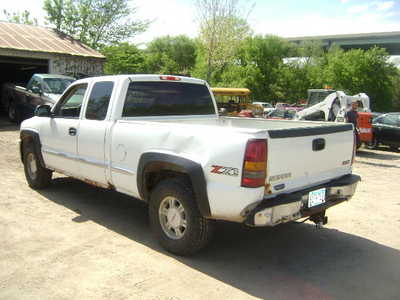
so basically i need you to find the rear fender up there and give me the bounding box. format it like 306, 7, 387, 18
137, 152, 211, 218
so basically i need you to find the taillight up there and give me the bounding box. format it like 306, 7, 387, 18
351, 132, 356, 165
241, 139, 267, 188
159, 75, 181, 81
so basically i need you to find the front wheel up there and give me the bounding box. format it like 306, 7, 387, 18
23, 142, 52, 189
149, 178, 214, 256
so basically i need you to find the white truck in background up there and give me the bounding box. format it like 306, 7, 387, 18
19, 75, 360, 255
294, 89, 371, 122
294, 89, 373, 147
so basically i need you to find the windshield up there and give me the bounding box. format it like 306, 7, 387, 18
43, 78, 75, 94
256, 103, 272, 108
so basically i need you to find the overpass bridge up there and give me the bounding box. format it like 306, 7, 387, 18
286, 31, 400, 55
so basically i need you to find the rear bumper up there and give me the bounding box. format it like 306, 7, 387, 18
244, 174, 361, 226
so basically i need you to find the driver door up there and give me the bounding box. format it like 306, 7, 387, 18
40, 83, 88, 177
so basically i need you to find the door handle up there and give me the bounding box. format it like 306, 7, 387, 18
69, 127, 77, 136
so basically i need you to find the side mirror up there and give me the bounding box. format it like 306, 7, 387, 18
31, 86, 41, 95
34, 104, 52, 117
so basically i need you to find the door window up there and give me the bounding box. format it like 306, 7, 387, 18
30, 78, 42, 93
53, 84, 88, 118
85, 81, 114, 120
379, 114, 398, 126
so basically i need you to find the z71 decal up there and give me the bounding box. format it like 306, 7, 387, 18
211, 165, 239, 177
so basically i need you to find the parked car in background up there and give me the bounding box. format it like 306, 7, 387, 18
252, 101, 274, 115
371, 112, 382, 120
275, 102, 291, 110
366, 112, 400, 151
1, 74, 75, 123
266, 108, 297, 120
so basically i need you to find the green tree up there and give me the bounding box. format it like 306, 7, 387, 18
236, 35, 295, 101
195, 0, 252, 82
145, 35, 197, 75
101, 42, 146, 74
323, 47, 397, 111
391, 71, 400, 111
43, 0, 150, 49
2, 9, 38, 25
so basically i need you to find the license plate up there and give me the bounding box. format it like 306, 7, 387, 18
308, 188, 326, 208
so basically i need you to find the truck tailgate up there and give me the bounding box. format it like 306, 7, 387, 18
266, 124, 354, 195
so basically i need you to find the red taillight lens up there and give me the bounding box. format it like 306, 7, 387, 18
241, 139, 267, 188
351, 132, 356, 165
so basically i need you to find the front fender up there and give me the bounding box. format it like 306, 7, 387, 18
20, 130, 45, 168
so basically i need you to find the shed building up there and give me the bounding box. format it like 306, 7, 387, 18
0, 21, 105, 88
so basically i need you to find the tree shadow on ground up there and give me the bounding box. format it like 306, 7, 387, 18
356, 149, 400, 161
356, 160, 400, 169
0, 115, 19, 132
37, 177, 400, 300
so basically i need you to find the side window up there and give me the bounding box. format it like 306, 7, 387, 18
85, 81, 114, 120
30, 78, 41, 93
380, 115, 397, 126
53, 84, 88, 118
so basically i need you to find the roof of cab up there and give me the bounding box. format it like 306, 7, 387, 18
34, 73, 75, 80
72, 74, 207, 85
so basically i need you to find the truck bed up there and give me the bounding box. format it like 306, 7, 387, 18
124, 115, 351, 132
117, 116, 354, 199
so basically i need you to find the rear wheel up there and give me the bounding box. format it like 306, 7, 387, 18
149, 178, 214, 256
23, 142, 52, 189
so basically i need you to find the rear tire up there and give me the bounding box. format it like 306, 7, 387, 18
23, 142, 52, 189
149, 177, 214, 256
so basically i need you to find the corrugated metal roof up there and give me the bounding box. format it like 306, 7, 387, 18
0, 21, 105, 59
286, 31, 400, 41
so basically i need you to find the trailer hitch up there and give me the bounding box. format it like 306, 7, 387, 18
310, 211, 328, 229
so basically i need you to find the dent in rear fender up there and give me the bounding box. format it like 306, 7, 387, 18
137, 152, 211, 217
20, 129, 45, 167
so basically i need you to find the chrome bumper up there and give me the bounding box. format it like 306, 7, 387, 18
245, 174, 361, 227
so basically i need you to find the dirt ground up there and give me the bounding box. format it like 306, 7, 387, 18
0, 116, 399, 300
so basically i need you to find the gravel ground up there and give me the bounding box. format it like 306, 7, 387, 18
1, 116, 399, 300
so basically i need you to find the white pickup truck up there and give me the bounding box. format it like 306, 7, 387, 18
20, 75, 360, 255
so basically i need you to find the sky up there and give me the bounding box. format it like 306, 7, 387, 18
2, 0, 400, 45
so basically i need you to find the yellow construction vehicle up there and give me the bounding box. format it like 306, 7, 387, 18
211, 87, 263, 117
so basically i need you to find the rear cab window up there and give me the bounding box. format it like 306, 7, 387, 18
122, 81, 215, 117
